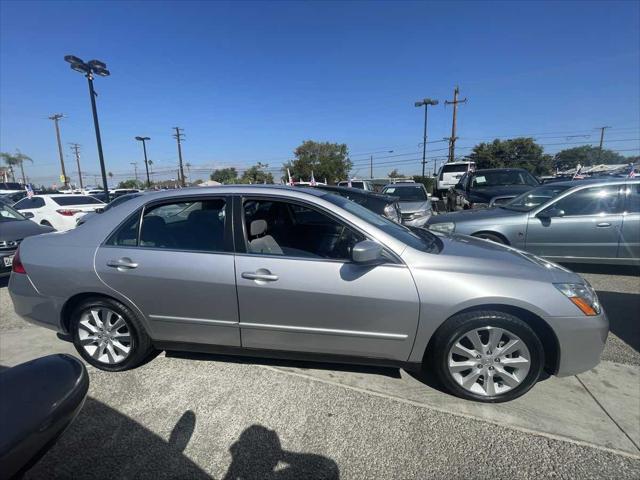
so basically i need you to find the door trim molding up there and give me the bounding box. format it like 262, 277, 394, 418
150, 314, 239, 327
239, 321, 408, 340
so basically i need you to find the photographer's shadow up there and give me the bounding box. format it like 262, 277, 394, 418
223, 425, 339, 480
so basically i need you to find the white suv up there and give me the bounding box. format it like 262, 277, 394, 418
436, 161, 476, 198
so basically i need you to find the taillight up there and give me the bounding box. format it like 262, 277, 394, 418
12, 247, 26, 274
56, 209, 81, 216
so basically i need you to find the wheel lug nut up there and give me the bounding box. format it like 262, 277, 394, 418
477, 364, 483, 369
475, 355, 481, 359
495, 358, 500, 362
489, 366, 494, 370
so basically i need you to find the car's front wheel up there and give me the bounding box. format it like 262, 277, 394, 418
430, 310, 544, 402
70, 297, 153, 371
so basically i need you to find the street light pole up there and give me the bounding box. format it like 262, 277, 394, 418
64, 55, 111, 196
414, 98, 439, 178
135, 136, 151, 188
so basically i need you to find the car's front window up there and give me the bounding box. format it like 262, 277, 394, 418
471, 171, 537, 188
0, 203, 26, 222
323, 193, 440, 253
502, 185, 572, 211
382, 186, 427, 201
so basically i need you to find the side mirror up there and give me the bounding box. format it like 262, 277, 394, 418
537, 206, 564, 219
352, 240, 385, 265
22, 212, 34, 219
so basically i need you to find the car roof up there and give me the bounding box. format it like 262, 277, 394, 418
382, 183, 425, 189
309, 184, 398, 201
470, 168, 532, 173
124, 184, 328, 200
537, 177, 638, 188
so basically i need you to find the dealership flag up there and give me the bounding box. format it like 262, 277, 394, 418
310, 171, 317, 186
287, 168, 294, 186
25, 183, 34, 199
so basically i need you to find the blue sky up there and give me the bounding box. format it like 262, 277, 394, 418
1, 0, 639, 186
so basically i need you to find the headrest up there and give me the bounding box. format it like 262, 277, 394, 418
250, 219, 267, 236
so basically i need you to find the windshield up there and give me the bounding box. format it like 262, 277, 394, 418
323, 193, 440, 253
0, 203, 26, 222
103, 193, 142, 211
52, 195, 104, 206
471, 170, 538, 188
382, 185, 427, 201
502, 184, 572, 211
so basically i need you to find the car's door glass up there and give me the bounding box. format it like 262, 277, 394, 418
551, 185, 624, 216
106, 199, 226, 251
243, 199, 364, 260
624, 184, 640, 213
14, 197, 44, 209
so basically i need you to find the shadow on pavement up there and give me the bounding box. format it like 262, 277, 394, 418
597, 291, 640, 353
165, 350, 402, 378
0, 276, 9, 288
23, 397, 339, 479
561, 263, 640, 277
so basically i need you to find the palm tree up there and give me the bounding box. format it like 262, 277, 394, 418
108, 172, 114, 188
1, 151, 33, 184
14, 151, 33, 184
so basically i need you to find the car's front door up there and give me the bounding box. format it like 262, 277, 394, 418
525, 184, 625, 260
95, 196, 241, 346
234, 196, 420, 361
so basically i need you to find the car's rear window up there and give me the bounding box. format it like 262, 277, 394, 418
442, 164, 472, 173
52, 196, 104, 206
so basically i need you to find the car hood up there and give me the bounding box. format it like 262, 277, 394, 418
423, 233, 581, 283
428, 206, 524, 224
469, 185, 533, 202
0, 220, 54, 241
398, 200, 430, 213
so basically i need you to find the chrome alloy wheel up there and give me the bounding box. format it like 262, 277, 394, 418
447, 326, 531, 397
77, 308, 131, 364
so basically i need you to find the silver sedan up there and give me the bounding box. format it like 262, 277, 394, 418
427, 178, 640, 265
8, 185, 608, 402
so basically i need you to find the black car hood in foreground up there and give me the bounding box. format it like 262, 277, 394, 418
0, 220, 54, 242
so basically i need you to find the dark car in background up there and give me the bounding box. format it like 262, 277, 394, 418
446, 168, 540, 211
304, 185, 402, 223
0, 202, 54, 276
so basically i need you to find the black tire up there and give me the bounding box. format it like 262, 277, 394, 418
429, 310, 544, 403
70, 297, 154, 372
472, 232, 506, 244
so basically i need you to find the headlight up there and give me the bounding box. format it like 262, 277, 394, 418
407, 210, 429, 220
428, 222, 455, 234
383, 204, 401, 223
469, 202, 489, 209
554, 283, 601, 316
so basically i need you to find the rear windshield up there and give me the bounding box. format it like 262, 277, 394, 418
0, 182, 22, 190
442, 164, 472, 173
52, 196, 104, 206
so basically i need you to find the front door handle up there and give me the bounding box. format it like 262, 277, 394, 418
241, 271, 278, 282
596, 222, 611, 228
107, 258, 139, 270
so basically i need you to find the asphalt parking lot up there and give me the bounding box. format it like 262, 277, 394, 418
1, 265, 639, 479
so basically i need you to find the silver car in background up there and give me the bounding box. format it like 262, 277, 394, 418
9, 186, 607, 402
381, 183, 432, 227
427, 178, 640, 265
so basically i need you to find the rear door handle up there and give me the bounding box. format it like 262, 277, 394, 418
596, 222, 611, 228
107, 258, 138, 270
241, 271, 278, 282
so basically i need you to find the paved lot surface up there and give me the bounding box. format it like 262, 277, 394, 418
1, 265, 639, 479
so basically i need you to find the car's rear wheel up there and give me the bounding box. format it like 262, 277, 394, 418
70, 297, 153, 371
430, 310, 544, 402
472, 232, 506, 244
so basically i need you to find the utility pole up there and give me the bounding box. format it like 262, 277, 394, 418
130, 162, 139, 182
173, 127, 186, 187
69, 143, 83, 190
596, 126, 611, 163
444, 86, 467, 163
370, 155, 373, 179
49, 114, 69, 188
135, 136, 151, 188
415, 98, 439, 178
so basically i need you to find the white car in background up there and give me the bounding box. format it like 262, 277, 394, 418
13, 194, 105, 231
436, 161, 476, 198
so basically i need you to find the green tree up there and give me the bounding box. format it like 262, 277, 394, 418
466, 137, 553, 176
240, 162, 274, 184
283, 140, 351, 184
1, 151, 32, 183
211, 167, 238, 184
388, 168, 403, 178
118, 179, 144, 189
553, 145, 626, 170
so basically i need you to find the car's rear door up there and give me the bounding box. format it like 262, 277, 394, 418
94, 195, 241, 346
617, 182, 640, 261
233, 195, 419, 361
525, 183, 625, 260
